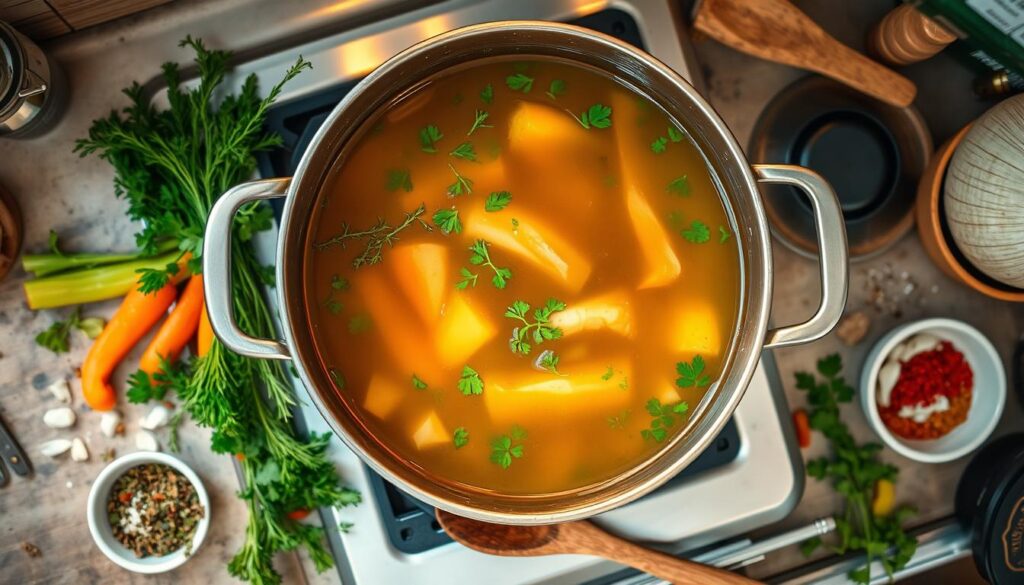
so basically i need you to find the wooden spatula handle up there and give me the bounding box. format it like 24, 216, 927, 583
694, 0, 916, 107
571, 521, 761, 585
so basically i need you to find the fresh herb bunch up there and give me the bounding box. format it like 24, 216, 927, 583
74, 37, 359, 585
796, 354, 917, 584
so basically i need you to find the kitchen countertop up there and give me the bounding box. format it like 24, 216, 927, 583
0, 0, 1022, 584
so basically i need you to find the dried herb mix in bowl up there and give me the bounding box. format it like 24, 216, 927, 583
107, 463, 205, 558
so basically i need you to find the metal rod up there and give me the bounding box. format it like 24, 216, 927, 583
710, 517, 837, 569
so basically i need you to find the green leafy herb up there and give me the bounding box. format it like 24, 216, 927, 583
48, 230, 64, 256
572, 104, 612, 130
453, 427, 469, 449
458, 365, 484, 396
484, 191, 512, 212
681, 220, 710, 244
326, 299, 343, 315
607, 409, 631, 429
667, 125, 685, 142
667, 176, 691, 196
419, 125, 443, 153
412, 374, 428, 390
538, 350, 560, 374
324, 274, 349, 315
601, 366, 615, 381
126, 357, 186, 404
35, 307, 105, 354
676, 355, 710, 388
386, 169, 413, 192
480, 83, 494, 104
719, 225, 731, 243
546, 79, 566, 99
315, 203, 431, 268
505, 73, 534, 93
455, 267, 478, 290
618, 376, 629, 390
432, 208, 462, 235
449, 141, 477, 161
331, 275, 349, 291
504, 298, 565, 355
446, 164, 474, 197
469, 239, 512, 289
650, 136, 668, 154
348, 313, 372, 334
795, 355, 917, 584
640, 398, 690, 442
490, 430, 525, 469
467, 110, 492, 136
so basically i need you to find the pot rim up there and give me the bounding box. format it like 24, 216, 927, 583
277, 21, 772, 524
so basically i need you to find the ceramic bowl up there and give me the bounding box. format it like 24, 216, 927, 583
860, 318, 1005, 463
87, 451, 210, 573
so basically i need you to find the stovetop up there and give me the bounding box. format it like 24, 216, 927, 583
236, 1, 803, 583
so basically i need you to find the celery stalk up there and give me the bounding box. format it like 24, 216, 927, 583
24, 251, 180, 309
22, 240, 179, 277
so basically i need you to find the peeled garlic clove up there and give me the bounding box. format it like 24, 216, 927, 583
877, 362, 901, 408
99, 411, 122, 438
70, 437, 89, 462
47, 379, 72, 404
135, 430, 160, 452
902, 334, 941, 361
886, 342, 908, 365
140, 405, 170, 431
43, 407, 76, 429
40, 439, 73, 457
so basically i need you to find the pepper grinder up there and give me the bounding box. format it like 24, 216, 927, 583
868, 4, 956, 66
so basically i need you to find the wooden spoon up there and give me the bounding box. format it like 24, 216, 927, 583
436, 509, 761, 585
693, 0, 916, 107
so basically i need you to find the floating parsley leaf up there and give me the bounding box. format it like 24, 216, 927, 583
432, 208, 462, 235
467, 110, 492, 136
458, 365, 484, 396
449, 141, 477, 161
419, 125, 443, 153
326, 299, 343, 315
484, 191, 512, 212
412, 374, 428, 390
537, 350, 560, 374
650, 136, 668, 154
719, 225, 731, 243
573, 103, 612, 129
667, 176, 690, 196
640, 398, 690, 442
601, 366, 615, 381
607, 409, 631, 430
546, 79, 566, 99
505, 73, 534, 93
480, 83, 494, 104
331, 274, 350, 290
455, 267, 478, 290
667, 124, 685, 142
446, 164, 473, 197
386, 169, 413, 192
681, 220, 710, 244
489, 434, 524, 469
348, 313, 372, 334
469, 239, 511, 289
453, 427, 469, 449
504, 298, 565, 355
676, 355, 710, 388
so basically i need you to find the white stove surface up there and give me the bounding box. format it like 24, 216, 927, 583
236, 0, 803, 582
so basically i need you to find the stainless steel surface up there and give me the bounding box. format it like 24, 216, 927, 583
0, 21, 65, 137
203, 177, 292, 360
204, 19, 843, 525
754, 165, 848, 349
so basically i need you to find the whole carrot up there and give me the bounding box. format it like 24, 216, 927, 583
81, 283, 178, 411
197, 301, 214, 358
139, 275, 204, 375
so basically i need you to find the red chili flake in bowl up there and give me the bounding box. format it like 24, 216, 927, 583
888, 341, 972, 410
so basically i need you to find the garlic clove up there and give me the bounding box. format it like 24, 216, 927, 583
902, 334, 941, 362
47, 379, 72, 404
99, 411, 122, 438
40, 439, 73, 457
42, 407, 76, 429
886, 342, 908, 365
877, 362, 901, 407
70, 437, 89, 462
135, 430, 160, 452
139, 405, 170, 431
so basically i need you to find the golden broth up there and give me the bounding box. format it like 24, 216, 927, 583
305, 58, 740, 494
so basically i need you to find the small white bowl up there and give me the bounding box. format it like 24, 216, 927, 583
87, 451, 210, 573
860, 318, 1005, 463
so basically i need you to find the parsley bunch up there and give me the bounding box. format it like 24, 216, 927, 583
796, 355, 917, 583
504, 298, 565, 355
75, 37, 359, 585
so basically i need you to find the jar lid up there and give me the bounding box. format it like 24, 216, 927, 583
978, 451, 1024, 584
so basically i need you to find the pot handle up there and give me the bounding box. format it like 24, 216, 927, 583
203, 178, 292, 361
755, 164, 849, 349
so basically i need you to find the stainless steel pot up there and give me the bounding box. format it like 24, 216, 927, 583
203, 21, 848, 524
0, 21, 67, 138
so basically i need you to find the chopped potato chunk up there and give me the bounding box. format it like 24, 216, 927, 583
364, 374, 404, 420
550, 290, 634, 338
412, 411, 449, 450
436, 294, 497, 366
484, 363, 632, 427
465, 208, 591, 292
668, 300, 722, 357
389, 243, 449, 327
507, 102, 602, 163
626, 186, 681, 289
